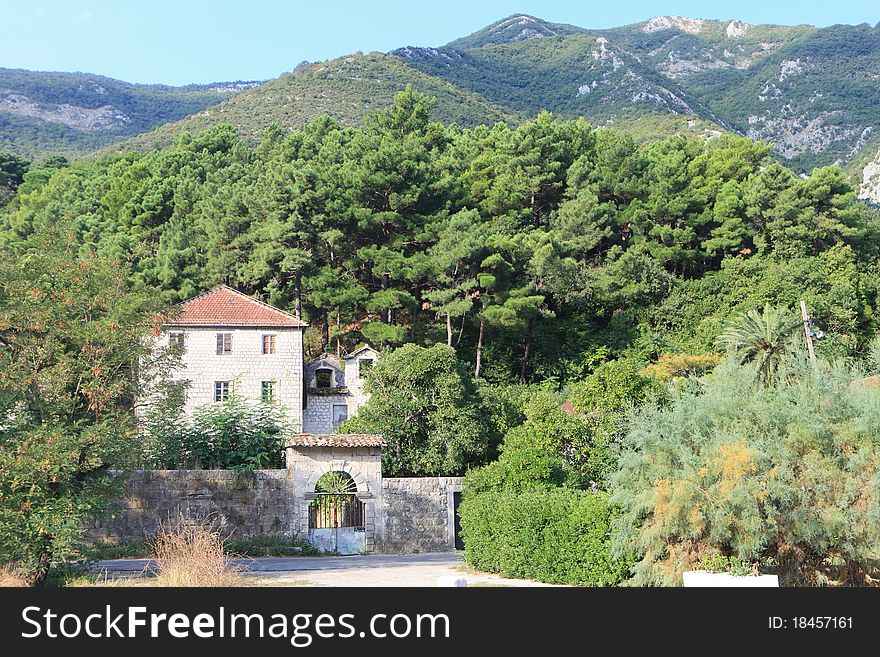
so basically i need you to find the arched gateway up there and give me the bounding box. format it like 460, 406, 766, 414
284, 433, 384, 554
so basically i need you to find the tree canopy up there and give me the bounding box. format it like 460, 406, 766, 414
3, 91, 878, 385
0, 220, 173, 584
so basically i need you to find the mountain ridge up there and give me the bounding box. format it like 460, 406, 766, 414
3, 14, 880, 202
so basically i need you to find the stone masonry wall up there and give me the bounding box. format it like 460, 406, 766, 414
303, 392, 350, 434
91, 470, 297, 542
377, 477, 463, 553
92, 469, 463, 555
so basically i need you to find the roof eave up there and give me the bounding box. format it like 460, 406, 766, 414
163, 322, 309, 329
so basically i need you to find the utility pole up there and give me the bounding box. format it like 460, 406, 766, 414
800, 300, 816, 362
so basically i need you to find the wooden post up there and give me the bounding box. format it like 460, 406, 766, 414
800, 300, 816, 362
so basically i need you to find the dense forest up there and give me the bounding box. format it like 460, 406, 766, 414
5, 89, 880, 586
2, 90, 880, 386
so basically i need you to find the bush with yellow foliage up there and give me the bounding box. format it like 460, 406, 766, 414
612, 354, 880, 586
640, 353, 721, 383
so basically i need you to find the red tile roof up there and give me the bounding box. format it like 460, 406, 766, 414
169, 285, 307, 328
286, 434, 385, 448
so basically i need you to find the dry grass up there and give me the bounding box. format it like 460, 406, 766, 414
152, 514, 247, 587
0, 564, 31, 587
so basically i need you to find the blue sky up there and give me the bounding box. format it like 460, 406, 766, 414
0, 1, 877, 85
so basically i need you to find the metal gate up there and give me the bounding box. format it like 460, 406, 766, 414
308, 471, 367, 555
453, 491, 464, 550
309, 493, 365, 529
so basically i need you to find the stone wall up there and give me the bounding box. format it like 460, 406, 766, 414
303, 392, 350, 434
93, 469, 463, 555
377, 477, 463, 553
91, 470, 297, 542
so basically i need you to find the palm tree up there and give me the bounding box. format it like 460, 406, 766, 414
717, 304, 802, 384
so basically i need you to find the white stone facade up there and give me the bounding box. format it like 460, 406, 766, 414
164, 326, 305, 431
302, 346, 379, 434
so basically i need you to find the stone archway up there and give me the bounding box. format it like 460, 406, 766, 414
285, 434, 384, 553
307, 471, 366, 554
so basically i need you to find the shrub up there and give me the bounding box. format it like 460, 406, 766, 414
612, 356, 880, 586
465, 392, 614, 493
225, 537, 317, 558
564, 359, 667, 487
143, 397, 287, 474
569, 358, 666, 416
0, 564, 31, 587
641, 353, 721, 383
459, 489, 630, 586
152, 515, 245, 587
82, 540, 151, 560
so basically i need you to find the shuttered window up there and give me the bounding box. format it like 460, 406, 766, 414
216, 332, 233, 354
169, 332, 185, 350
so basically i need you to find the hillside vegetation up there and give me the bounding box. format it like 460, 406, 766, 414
106, 53, 514, 154
5, 14, 880, 203
3, 92, 879, 383
0, 68, 256, 160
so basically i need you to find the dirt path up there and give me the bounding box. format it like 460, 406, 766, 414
94, 552, 556, 587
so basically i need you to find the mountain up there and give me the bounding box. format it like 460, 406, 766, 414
854, 138, 880, 204
608, 19, 880, 171
4, 14, 880, 203
106, 53, 513, 154
0, 68, 259, 160
396, 15, 880, 201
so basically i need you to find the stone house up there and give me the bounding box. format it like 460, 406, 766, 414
160, 285, 308, 431
122, 286, 464, 554
159, 285, 378, 433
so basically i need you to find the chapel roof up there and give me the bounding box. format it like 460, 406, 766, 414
343, 344, 379, 359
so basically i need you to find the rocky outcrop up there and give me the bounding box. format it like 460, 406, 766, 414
859, 148, 880, 204
643, 16, 707, 34
0, 93, 130, 131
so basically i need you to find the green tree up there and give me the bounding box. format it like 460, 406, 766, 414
717, 303, 802, 384
340, 344, 497, 476
0, 152, 29, 207
0, 223, 171, 585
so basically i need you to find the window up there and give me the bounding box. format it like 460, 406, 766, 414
214, 381, 230, 402
216, 333, 233, 355
169, 332, 185, 350
315, 368, 333, 388
262, 334, 277, 355
358, 359, 374, 376
261, 380, 277, 403
332, 404, 348, 428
